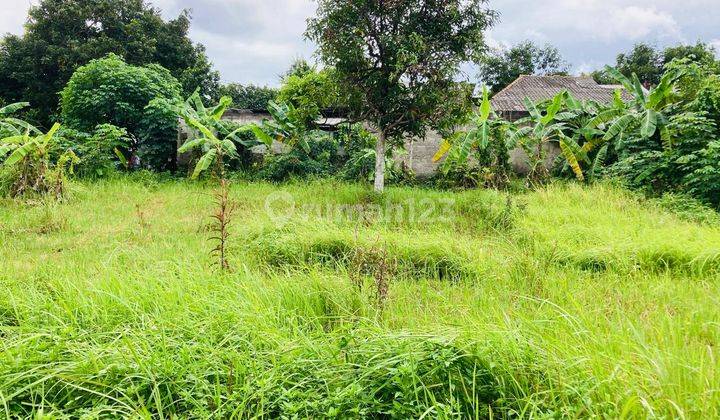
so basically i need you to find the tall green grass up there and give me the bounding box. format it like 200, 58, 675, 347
0, 176, 718, 418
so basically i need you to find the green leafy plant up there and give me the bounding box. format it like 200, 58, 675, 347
0, 123, 79, 198
276, 68, 342, 128
177, 93, 251, 179
0, 102, 41, 137
433, 87, 513, 188
56, 124, 130, 178
507, 91, 570, 184
257, 133, 340, 182
251, 101, 312, 154
60, 54, 182, 170
591, 66, 684, 146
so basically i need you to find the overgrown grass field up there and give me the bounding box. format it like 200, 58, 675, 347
1, 176, 719, 418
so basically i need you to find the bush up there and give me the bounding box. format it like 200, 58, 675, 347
652, 193, 720, 225
215, 120, 257, 170
60, 54, 182, 170
56, 124, 130, 179
337, 124, 376, 181
257, 133, 341, 182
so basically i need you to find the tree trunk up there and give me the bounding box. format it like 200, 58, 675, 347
374, 130, 386, 193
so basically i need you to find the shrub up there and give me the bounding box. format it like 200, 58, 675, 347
257, 133, 341, 182
56, 124, 130, 179
337, 124, 376, 181
60, 54, 182, 170
653, 193, 720, 225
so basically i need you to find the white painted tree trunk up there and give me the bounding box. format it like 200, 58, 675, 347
374, 130, 386, 193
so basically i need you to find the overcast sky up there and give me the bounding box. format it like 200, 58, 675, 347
2, 0, 719, 87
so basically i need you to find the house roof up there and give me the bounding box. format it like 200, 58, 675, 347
490, 75, 632, 112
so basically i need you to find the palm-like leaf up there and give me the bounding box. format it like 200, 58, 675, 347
589, 144, 609, 182
559, 134, 585, 181
603, 114, 636, 141
192, 148, 218, 179
641, 109, 658, 138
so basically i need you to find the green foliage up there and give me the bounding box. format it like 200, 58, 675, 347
0, 1, 219, 127
140, 97, 183, 170
478, 41, 569, 93
281, 58, 315, 81
434, 88, 513, 188
60, 54, 182, 170
276, 68, 343, 128
56, 124, 130, 178
0, 123, 79, 198
507, 91, 571, 183
653, 193, 720, 226
337, 124, 378, 181
306, 0, 496, 191
592, 42, 719, 86
0, 102, 41, 138
561, 59, 720, 208
663, 43, 718, 70
252, 101, 314, 153
257, 133, 341, 182
219, 83, 278, 110
615, 43, 663, 86
177, 92, 253, 179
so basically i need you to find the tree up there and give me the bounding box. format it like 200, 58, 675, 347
281, 58, 315, 81
663, 42, 718, 68
615, 43, 663, 86
592, 42, 720, 86
276, 68, 343, 128
219, 84, 278, 110
478, 41, 569, 93
60, 54, 182, 170
0, 0, 219, 127
307, 0, 496, 192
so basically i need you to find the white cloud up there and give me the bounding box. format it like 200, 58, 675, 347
711, 39, 720, 57
1, 0, 719, 84
495, 1, 682, 43
598, 6, 681, 41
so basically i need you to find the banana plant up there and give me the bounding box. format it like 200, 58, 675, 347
433, 87, 501, 164
507, 91, 570, 183
0, 102, 41, 137
1, 123, 79, 197
588, 66, 684, 147
559, 66, 686, 182
548, 93, 610, 182
178, 93, 252, 179
251, 101, 311, 154
2, 123, 62, 165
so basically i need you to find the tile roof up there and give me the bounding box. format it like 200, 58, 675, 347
490, 75, 633, 112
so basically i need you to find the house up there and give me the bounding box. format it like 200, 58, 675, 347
489, 75, 632, 174
491, 75, 631, 121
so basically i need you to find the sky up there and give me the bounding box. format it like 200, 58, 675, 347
1, 0, 719, 87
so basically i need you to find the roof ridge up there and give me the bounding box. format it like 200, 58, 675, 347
492, 74, 527, 98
